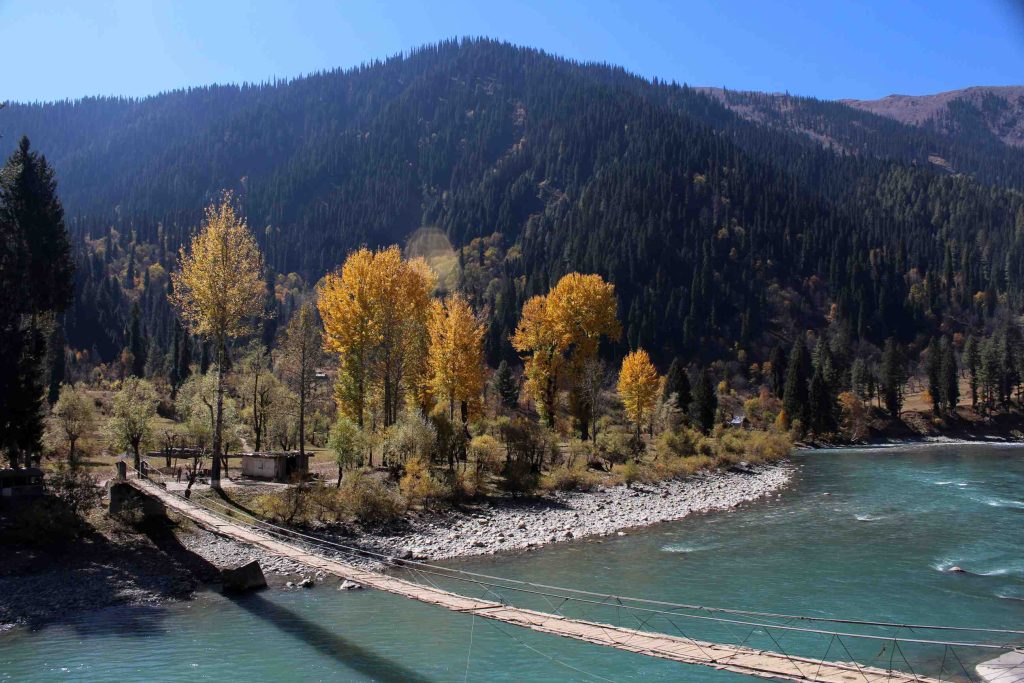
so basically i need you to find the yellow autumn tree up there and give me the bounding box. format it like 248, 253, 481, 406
512, 294, 562, 427
170, 193, 265, 487
618, 348, 660, 439
426, 293, 486, 424
547, 273, 620, 439
318, 246, 434, 429
512, 273, 619, 433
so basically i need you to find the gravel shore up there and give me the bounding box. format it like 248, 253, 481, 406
347, 462, 793, 562
180, 462, 793, 573
0, 462, 791, 631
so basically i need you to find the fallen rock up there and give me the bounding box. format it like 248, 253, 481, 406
221, 560, 267, 593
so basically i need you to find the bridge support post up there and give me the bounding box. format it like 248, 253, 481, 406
116, 460, 126, 481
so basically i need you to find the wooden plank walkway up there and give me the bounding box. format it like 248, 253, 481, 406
127, 477, 941, 683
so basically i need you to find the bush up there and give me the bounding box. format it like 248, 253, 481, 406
541, 463, 600, 492
655, 427, 701, 459
400, 458, 450, 507
340, 470, 405, 525
48, 462, 102, 516
501, 459, 539, 496
2, 499, 82, 546
468, 434, 502, 474
613, 460, 642, 488
649, 455, 716, 480
594, 426, 639, 465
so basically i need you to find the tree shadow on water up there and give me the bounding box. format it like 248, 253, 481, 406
228, 593, 436, 683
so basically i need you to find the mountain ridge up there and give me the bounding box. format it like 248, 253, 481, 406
0, 38, 1021, 371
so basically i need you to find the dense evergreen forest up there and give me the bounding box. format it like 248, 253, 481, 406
2, 38, 1023, 387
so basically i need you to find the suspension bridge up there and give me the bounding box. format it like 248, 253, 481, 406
114, 462, 1023, 683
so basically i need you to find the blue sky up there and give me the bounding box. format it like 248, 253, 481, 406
2, 0, 1021, 103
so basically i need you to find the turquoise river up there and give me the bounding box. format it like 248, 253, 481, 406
1, 443, 1022, 682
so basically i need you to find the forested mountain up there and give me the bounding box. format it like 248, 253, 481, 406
2, 38, 1023, 380
843, 86, 1024, 149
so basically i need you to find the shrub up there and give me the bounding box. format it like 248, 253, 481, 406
467, 434, 502, 474
501, 459, 539, 496
655, 427, 701, 459
2, 499, 82, 546
613, 460, 641, 488
400, 457, 450, 507
383, 411, 435, 466
649, 455, 715, 480
48, 461, 102, 516
594, 426, 638, 465
340, 470, 405, 525
541, 463, 600, 492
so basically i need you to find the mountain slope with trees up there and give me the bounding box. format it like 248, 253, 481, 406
2, 38, 1023, 395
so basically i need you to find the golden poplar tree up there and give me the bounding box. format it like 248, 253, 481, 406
512, 273, 619, 432
547, 273, 620, 439
318, 247, 375, 427
318, 246, 434, 430
426, 293, 486, 423
618, 348, 660, 438
170, 193, 265, 487
512, 294, 562, 427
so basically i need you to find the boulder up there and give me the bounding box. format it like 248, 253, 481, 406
298, 577, 315, 588
949, 566, 966, 573
221, 560, 267, 593
339, 580, 364, 591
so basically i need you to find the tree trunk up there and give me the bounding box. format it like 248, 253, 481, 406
133, 442, 141, 475
212, 339, 224, 488
69, 437, 77, 467
298, 379, 307, 475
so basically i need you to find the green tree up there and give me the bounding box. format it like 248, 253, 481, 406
807, 365, 837, 435
662, 357, 692, 414
0, 137, 73, 468
494, 360, 519, 409
880, 338, 906, 420
690, 368, 717, 434
49, 383, 97, 466
127, 302, 147, 378
107, 377, 158, 473
328, 416, 366, 486
925, 337, 942, 413
940, 337, 959, 413
782, 339, 811, 427
277, 302, 323, 473
963, 335, 980, 407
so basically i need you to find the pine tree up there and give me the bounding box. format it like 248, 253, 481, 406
782, 339, 811, 428
494, 360, 519, 409
880, 338, 906, 419
0, 137, 73, 467
807, 365, 837, 435
940, 337, 959, 413
127, 302, 147, 378
662, 357, 692, 413
925, 337, 942, 412
963, 335, 980, 407
690, 367, 717, 434
768, 344, 787, 397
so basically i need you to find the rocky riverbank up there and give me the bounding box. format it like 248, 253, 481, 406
343, 462, 793, 563
0, 462, 792, 632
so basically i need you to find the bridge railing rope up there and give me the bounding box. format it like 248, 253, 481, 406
118, 458, 1023, 682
